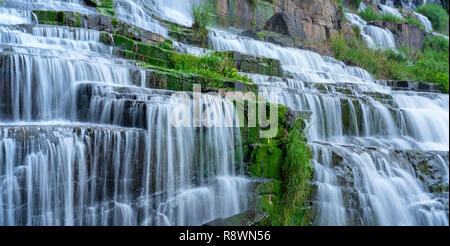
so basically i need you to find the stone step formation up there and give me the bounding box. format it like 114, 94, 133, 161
0, 0, 448, 226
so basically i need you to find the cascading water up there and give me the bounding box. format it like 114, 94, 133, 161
374, 1, 443, 36
375, 0, 443, 10
114, 0, 168, 37
209, 27, 449, 225
209, 29, 374, 83
345, 13, 397, 49
378, 3, 404, 18
415, 11, 434, 32
0, 0, 250, 226
1, 0, 448, 226
151, 0, 198, 27
2, 0, 97, 14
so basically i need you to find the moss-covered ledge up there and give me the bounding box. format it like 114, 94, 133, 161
219, 51, 283, 77
98, 32, 256, 91
83, 0, 115, 17
31, 10, 256, 92
237, 99, 314, 226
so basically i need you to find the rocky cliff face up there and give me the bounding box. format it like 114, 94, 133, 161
369, 20, 431, 50
214, 0, 343, 43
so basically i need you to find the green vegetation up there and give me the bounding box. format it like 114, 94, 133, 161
32, 9, 253, 90
110, 33, 252, 85
272, 121, 313, 226
242, 104, 313, 226
92, 0, 115, 17
33, 10, 82, 27
358, 7, 424, 29
358, 7, 378, 21
416, 3, 449, 34
190, 2, 214, 47
350, 0, 362, 9
191, 1, 214, 29
330, 32, 449, 92
404, 16, 425, 29
169, 52, 252, 84
249, 140, 283, 179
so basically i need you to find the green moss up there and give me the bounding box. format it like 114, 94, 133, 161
67, 12, 82, 27
256, 194, 278, 214
417, 3, 449, 35
272, 121, 313, 226
244, 111, 313, 226
96, 0, 115, 17
224, 51, 282, 77
32, 10, 82, 27
99, 31, 113, 45
112, 18, 119, 29
249, 141, 283, 179
255, 181, 282, 195
36, 10, 252, 90
158, 39, 174, 51
34, 10, 66, 25
112, 34, 136, 51
137, 42, 170, 61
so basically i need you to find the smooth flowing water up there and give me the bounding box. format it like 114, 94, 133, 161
375, 0, 443, 10
415, 11, 433, 32
0, 0, 249, 226
209, 27, 449, 225
345, 13, 397, 49
378, 3, 404, 18
1, 0, 448, 226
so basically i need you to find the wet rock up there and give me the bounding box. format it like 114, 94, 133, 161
203, 210, 269, 226
220, 51, 282, 77
377, 80, 443, 93
284, 109, 312, 130
405, 150, 449, 194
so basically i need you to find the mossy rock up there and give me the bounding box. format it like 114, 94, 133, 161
33, 10, 82, 27
255, 180, 282, 195
249, 142, 283, 180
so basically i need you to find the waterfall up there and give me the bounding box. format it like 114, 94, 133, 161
345, 13, 397, 50
209, 24, 449, 225
415, 11, 434, 32
0, 6, 34, 24
375, 0, 444, 10
0, 0, 249, 226
151, 0, 198, 27
378, 4, 404, 18
1, 0, 448, 226
209, 29, 374, 83
114, 0, 168, 37
2, 0, 97, 13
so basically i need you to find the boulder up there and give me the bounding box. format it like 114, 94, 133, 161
264, 11, 306, 40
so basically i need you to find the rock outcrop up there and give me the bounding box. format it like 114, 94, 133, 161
369, 20, 431, 50
214, 0, 343, 42
376, 80, 443, 92
290, 0, 342, 41
264, 11, 307, 40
